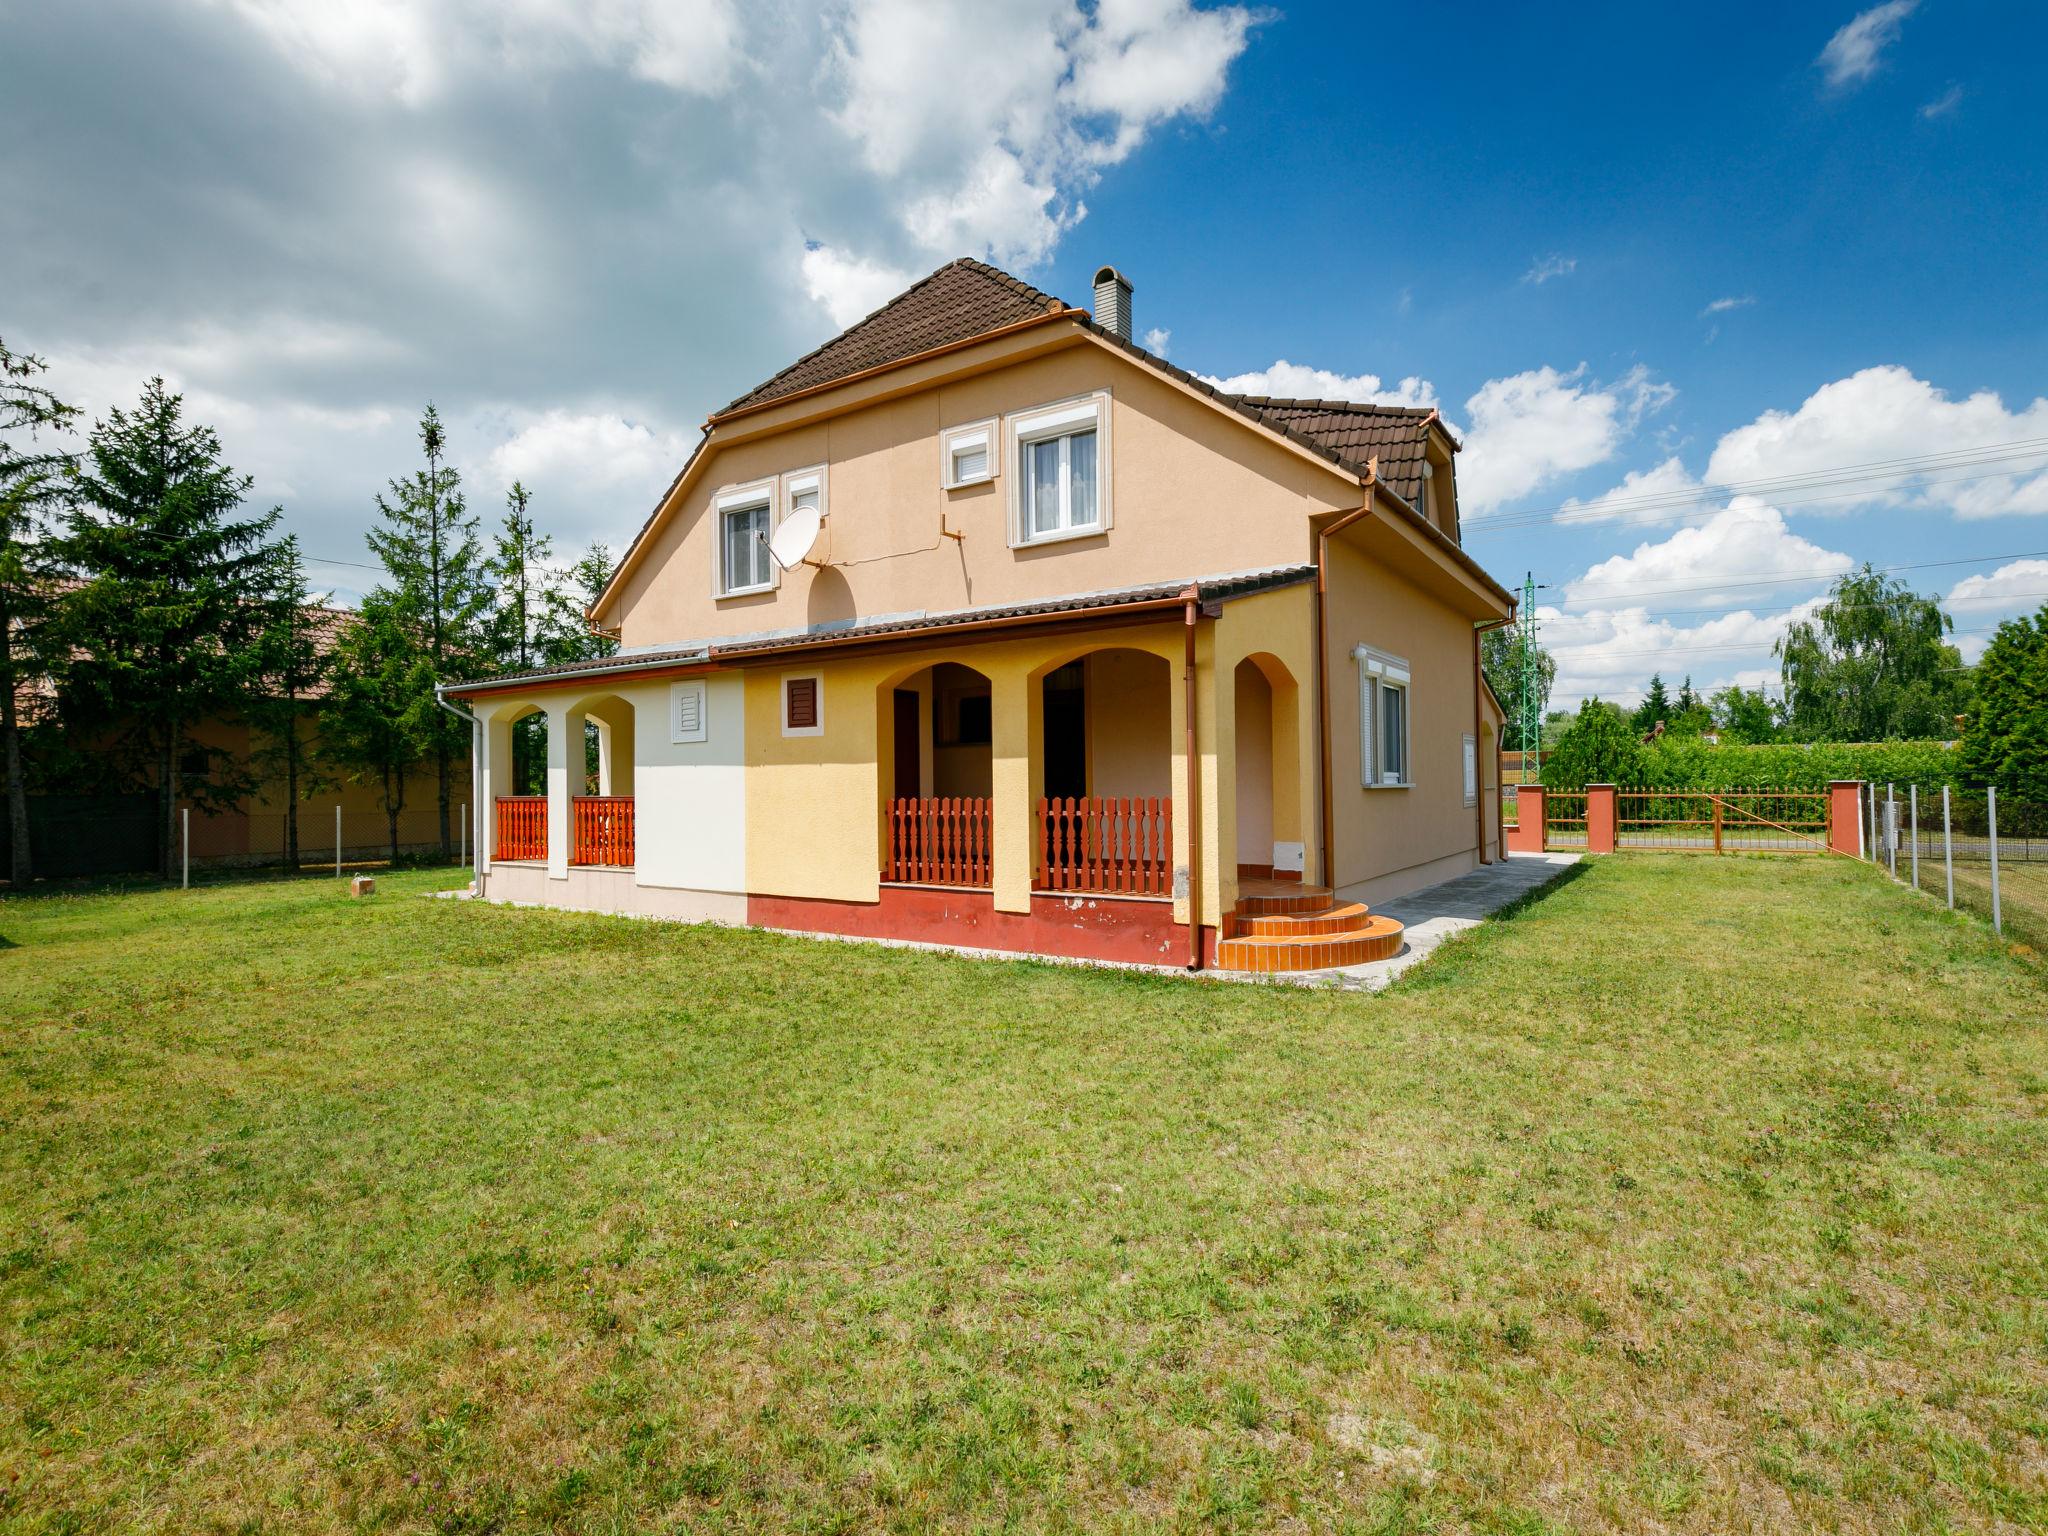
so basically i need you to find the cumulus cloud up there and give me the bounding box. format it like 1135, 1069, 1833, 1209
1557, 456, 1703, 528
1818, 0, 1917, 90
1521, 254, 1576, 285
484, 409, 693, 535
1199, 361, 1438, 408
1141, 327, 1171, 357
1704, 366, 2048, 519
1457, 364, 1673, 512
1946, 559, 2048, 615
1540, 505, 1854, 707
800, 245, 916, 330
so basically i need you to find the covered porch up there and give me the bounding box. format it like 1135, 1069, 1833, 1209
482, 690, 639, 876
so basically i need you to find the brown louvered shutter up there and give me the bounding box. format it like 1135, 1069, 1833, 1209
786, 676, 819, 731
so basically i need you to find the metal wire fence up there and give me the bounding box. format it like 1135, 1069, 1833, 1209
1864, 783, 2045, 949
179, 804, 472, 880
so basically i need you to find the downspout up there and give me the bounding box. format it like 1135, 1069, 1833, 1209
1472, 617, 1514, 865
434, 684, 482, 886
1182, 587, 1203, 971
1314, 491, 1376, 895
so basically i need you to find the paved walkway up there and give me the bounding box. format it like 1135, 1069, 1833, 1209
1313, 852, 1579, 991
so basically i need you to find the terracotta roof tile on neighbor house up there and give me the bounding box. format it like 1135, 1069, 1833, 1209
721, 258, 1071, 414
453, 566, 1315, 693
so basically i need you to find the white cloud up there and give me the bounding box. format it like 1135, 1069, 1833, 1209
1818, 0, 1917, 89
1701, 295, 1755, 316
211, 0, 743, 104
1142, 327, 1171, 357
1565, 501, 1853, 606
827, 0, 1256, 266
1199, 360, 1438, 409
1919, 84, 1963, 119
482, 408, 693, 548
1522, 254, 1576, 285
1946, 559, 2048, 615
1704, 365, 2048, 519
1457, 364, 1672, 512
1557, 456, 1703, 527
800, 245, 914, 329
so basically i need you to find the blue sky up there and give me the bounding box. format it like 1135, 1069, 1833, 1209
4, 0, 2045, 707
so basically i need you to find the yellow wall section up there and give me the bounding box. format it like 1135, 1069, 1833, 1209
613, 341, 1360, 651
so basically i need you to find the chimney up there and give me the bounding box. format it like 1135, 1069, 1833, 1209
1092, 265, 1133, 340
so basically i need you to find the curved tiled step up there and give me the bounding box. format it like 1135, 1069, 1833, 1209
1214, 915, 1405, 974
1235, 901, 1372, 937
1234, 881, 1334, 916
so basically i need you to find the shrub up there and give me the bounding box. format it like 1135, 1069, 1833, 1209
1543, 701, 1648, 789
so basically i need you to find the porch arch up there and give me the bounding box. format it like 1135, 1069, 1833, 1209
876, 660, 994, 887
1231, 653, 1304, 880
484, 698, 550, 861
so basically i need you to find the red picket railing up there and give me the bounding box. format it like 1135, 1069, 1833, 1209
494, 795, 546, 861
1037, 796, 1172, 896
572, 796, 635, 866
885, 796, 992, 887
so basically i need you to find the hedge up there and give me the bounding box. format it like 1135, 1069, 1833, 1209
1543, 737, 1959, 792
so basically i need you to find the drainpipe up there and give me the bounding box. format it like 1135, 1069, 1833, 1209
1182, 586, 1203, 970
1472, 616, 1514, 865
1314, 494, 1375, 895
434, 684, 482, 885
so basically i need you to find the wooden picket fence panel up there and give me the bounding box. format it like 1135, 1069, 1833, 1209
571, 796, 635, 866
494, 796, 546, 861
1037, 796, 1172, 896
885, 797, 993, 887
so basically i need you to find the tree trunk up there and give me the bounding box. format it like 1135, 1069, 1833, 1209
386, 765, 403, 864
160, 724, 179, 883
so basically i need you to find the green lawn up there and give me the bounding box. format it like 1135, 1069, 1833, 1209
2, 859, 2045, 1534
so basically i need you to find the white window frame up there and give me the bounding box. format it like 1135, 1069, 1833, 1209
671, 680, 708, 745
1006, 392, 1112, 548
781, 671, 824, 738
940, 418, 998, 489
712, 478, 778, 598
780, 465, 827, 526
1354, 646, 1412, 788
1462, 732, 1477, 806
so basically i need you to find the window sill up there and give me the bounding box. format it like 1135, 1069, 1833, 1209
1363, 781, 1412, 791
717, 583, 774, 601
1013, 523, 1108, 550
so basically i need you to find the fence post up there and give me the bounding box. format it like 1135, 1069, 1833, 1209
1988, 785, 2002, 935
1886, 784, 1897, 878
1909, 785, 1919, 889
1586, 784, 1617, 855
335, 804, 342, 878
1712, 794, 1723, 854
459, 801, 467, 872
1827, 781, 1862, 857
1943, 785, 1953, 909
1866, 783, 1877, 862
181, 806, 189, 890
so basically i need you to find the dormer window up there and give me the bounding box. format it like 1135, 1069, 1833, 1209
941, 419, 997, 488
1008, 393, 1112, 547
715, 481, 775, 597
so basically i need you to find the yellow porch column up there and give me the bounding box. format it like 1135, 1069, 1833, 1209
988, 662, 1036, 914
545, 701, 573, 880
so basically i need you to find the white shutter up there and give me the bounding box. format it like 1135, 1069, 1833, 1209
1462, 734, 1477, 805
1357, 669, 1376, 787
952, 443, 989, 482
672, 680, 707, 744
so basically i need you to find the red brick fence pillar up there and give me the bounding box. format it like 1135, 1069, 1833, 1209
1828, 780, 1865, 857
1586, 784, 1618, 855
1505, 786, 1545, 853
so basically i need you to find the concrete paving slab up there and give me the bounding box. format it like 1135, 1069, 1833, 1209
1314, 852, 1579, 991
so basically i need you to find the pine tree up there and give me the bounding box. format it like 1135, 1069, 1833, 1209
323, 593, 435, 863
250, 536, 329, 869
486, 482, 551, 792
1632, 674, 1672, 737
366, 405, 491, 856
0, 340, 80, 885
538, 541, 620, 665
56, 378, 284, 880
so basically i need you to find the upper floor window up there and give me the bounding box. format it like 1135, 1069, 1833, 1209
941, 419, 997, 489
719, 493, 772, 595
1008, 394, 1111, 547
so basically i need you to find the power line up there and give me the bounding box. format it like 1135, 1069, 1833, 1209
1540, 547, 2048, 607
1547, 628, 2001, 662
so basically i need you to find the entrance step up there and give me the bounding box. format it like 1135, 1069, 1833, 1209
1235, 900, 1373, 937
1234, 880, 1334, 916
1213, 914, 1405, 973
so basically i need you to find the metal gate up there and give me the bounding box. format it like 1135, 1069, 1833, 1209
1615, 790, 1830, 853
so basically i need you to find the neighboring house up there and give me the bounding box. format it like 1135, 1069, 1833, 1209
446, 260, 1512, 971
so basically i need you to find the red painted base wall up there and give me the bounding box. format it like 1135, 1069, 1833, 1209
750, 886, 1218, 967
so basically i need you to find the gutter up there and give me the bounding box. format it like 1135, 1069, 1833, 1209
433, 684, 482, 884
1472, 616, 1515, 864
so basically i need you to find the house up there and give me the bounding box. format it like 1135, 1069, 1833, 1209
444, 260, 1512, 971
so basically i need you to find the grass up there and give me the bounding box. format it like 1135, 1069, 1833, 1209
2, 857, 2045, 1534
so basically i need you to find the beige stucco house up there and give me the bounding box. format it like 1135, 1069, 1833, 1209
446, 260, 1512, 971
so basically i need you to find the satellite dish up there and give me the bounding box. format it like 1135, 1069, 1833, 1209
768, 504, 824, 570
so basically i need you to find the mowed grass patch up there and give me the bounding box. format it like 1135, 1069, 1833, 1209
0, 857, 2044, 1533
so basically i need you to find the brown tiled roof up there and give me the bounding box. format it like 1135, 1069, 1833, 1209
721, 257, 1072, 414
1222, 398, 1442, 508
455, 567, 1314, 693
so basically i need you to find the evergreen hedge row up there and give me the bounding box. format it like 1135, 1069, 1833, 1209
1543, 737, 1960, 791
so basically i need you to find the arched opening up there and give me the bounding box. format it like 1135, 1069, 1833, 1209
1233, 653, 1303, 879
879, 662, 993, 887
1037, 647, 1173, 895
567, 693, 636, 867
487, 700, 549, 861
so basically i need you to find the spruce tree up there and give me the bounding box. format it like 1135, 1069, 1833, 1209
323, 592, 435, 863
250, 536, 329, 869
540, 542, 620, 665
366, 405, 491, 856
1632, 674, 1672, 737
57, 377, 284, 880
0, 340, 80, 884
486, 481, 550, 792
